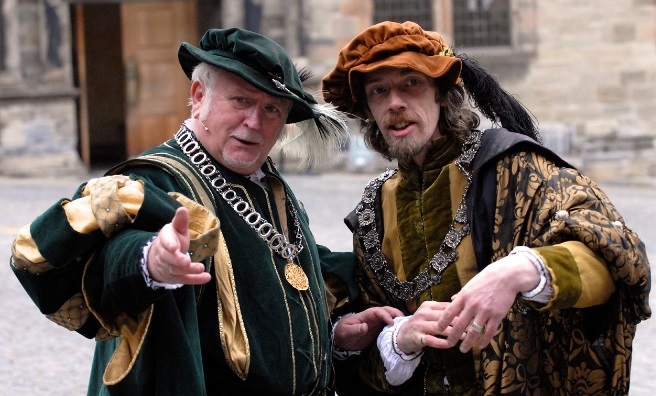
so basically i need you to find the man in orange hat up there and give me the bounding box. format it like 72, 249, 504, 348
325, 21, 651, 395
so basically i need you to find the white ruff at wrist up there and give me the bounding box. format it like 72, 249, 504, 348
141, 237, 184, 290
278, 102, 350, 170
376, 316, 423, 386
510, 246, 553, 303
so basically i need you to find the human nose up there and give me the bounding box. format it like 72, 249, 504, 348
243, 107, 263, 130
387, 89, 406, 112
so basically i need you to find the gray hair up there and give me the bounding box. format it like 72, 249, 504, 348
187, 62, 351, 170
189, 62, 219, 119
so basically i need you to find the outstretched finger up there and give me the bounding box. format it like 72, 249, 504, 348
171, 207, 190, 253
177, 271, 212, 285
420, 334, 452, 349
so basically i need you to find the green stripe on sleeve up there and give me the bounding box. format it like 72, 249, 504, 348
533, 245, 581, 310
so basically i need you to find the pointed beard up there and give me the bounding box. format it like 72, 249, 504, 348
386, 133, 427, 163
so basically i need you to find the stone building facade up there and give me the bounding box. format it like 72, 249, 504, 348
1, 0, 655, 181
0, 0, 82, 176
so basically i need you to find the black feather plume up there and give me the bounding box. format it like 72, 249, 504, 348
297, 67, 314, 83
457, 53, 541, 142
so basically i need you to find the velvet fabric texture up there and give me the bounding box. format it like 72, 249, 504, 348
340, 129, 651, 395
395, 135, 461, 283
12, 135, 358, 395
322, 21, 461, 116
393, 136, 478, 392
178, 28, 318, 123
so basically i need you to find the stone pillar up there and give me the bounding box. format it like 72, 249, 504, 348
0, 0, 84, 177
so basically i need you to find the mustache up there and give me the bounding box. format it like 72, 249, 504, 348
384, 114, 416, 129
231, 130, 263, 144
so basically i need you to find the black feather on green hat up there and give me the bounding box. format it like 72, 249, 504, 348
178, 28, 350, 168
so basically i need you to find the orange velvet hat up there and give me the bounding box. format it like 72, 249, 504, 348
322, 21, 462, 116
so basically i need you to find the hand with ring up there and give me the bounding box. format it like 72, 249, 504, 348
468, 321, 484, 333
436, 253, 543, 353
395, 301, 461, 355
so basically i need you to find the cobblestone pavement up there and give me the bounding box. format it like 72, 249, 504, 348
1, 172, 654, 395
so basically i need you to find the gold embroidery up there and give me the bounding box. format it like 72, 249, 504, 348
45, 292, 90, 331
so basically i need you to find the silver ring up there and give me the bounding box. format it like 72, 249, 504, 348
420, 335, 425, 345
469, 321, 484, 333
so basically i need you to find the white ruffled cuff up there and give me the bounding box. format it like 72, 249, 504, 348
511, 246, 553, 303
376, 316, 423, 386
141, 237, 184, 290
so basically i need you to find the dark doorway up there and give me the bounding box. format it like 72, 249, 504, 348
82, 3, 126, 167
73, 0, 219, 169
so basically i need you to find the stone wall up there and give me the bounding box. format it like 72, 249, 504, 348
1, 0, 655, 182
517, 0, 656, 181
501, 0, 656, 137
308, 0, 656, 182
0, 98, 83, 177
0, 0, 82, 177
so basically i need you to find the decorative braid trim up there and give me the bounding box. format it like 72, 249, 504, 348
355, 130, 484, 300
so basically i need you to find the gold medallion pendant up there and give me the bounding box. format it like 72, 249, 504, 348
285, 263, 309, 290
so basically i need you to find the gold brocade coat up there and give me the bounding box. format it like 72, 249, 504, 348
340, 129, 651, 395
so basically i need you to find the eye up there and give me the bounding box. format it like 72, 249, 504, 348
232, 97, 250, 108
405, 77, 421, 87
367, 85, 387, 98
263, 104, 282, 118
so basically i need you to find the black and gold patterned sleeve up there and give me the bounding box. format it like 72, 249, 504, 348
492, 151, 651, 322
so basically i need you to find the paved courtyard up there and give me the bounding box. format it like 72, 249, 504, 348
1, 171, 654, 395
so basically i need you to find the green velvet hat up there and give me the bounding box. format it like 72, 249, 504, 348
178, 28, 318, 124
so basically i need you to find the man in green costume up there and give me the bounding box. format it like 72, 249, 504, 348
323, 21, 651, 395
10, 28, 400, 395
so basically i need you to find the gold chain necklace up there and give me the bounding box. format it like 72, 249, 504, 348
356, 130, 483, 300
174, 125, 309, 290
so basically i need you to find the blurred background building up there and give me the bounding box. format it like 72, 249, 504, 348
1, 0, 655, 182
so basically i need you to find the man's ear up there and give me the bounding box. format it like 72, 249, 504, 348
190, 80, 204, 118
190, 80, 204, 104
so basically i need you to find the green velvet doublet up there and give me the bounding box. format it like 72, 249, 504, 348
11, 134, 356, 395
392, 136, 478, 394
348, 135, 478, 394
